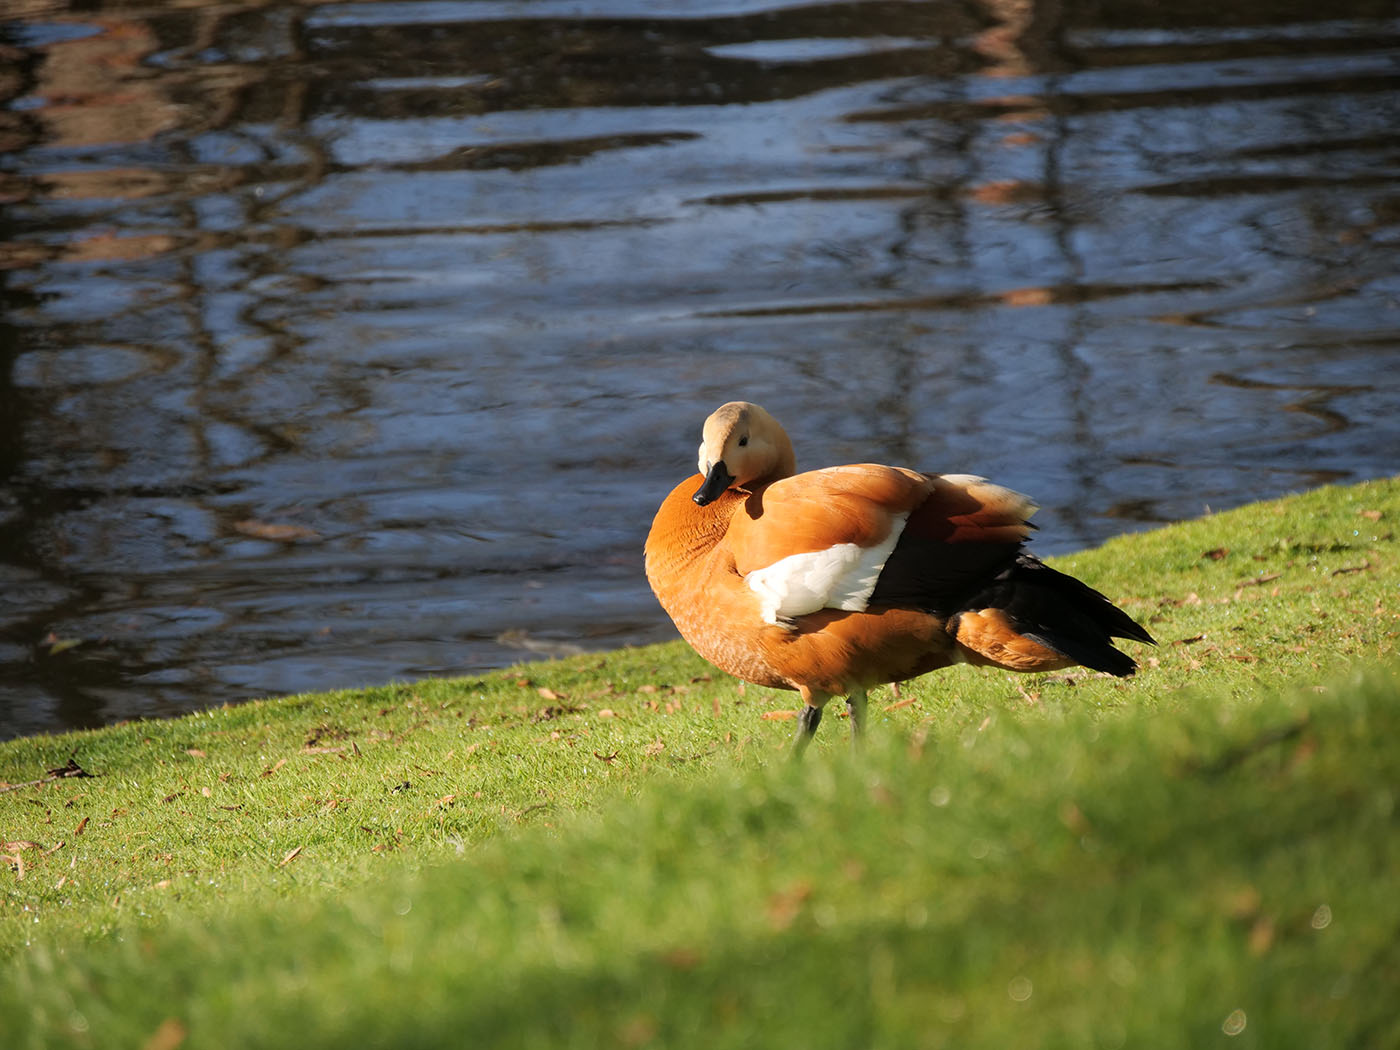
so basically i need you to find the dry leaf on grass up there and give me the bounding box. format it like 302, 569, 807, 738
766, 880, 813, 930
660, 947, 702, 970
142, 1018, 187, 1050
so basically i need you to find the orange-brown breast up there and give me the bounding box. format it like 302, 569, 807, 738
644, 475, 786, 687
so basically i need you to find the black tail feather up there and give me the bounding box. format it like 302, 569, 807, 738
1024, 630, 1139, 677
966, 554, 1154, 677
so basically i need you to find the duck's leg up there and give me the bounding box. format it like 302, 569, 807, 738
846, 687, 868, 747
791, 688, 830, 758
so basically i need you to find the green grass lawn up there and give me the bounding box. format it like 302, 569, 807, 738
2, 477, 1398, 1048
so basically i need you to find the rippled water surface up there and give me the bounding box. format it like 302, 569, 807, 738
2, 0, 1399, 737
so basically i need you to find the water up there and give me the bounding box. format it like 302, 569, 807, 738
1, 0, 1398, 739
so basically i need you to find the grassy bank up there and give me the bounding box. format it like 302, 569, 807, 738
2, 477, 1398, 1048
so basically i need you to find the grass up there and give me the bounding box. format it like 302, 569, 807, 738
2, 476, 1398, 1048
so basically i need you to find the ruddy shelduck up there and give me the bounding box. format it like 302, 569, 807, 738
644, 401, 1154, 753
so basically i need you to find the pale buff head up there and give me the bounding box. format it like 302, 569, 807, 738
692, 401, 797, 505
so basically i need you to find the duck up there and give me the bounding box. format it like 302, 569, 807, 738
644, 401, 1155, 753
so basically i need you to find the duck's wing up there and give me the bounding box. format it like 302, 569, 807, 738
866, 472, 1038, 613
726, 466, 1033, 625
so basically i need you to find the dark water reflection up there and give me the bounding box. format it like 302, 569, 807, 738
1, 0, 1398, 738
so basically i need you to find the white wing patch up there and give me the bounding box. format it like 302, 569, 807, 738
745, 513, 909, 626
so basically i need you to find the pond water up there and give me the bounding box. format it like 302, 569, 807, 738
1, 0, 1398, 738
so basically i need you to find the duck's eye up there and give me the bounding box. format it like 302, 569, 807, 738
738, 436, 749, 447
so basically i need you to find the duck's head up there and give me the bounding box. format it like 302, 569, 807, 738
693, 401, 796, 506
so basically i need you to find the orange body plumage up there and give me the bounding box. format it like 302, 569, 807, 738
644, 402, 1154, 750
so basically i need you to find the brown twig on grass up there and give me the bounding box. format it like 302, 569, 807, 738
0, 755, 96, 793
